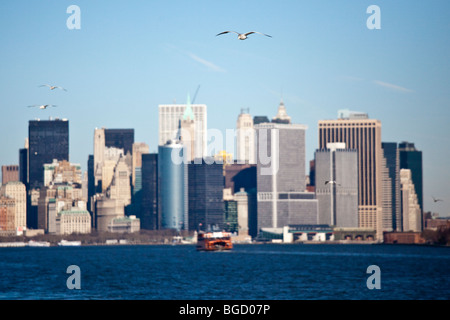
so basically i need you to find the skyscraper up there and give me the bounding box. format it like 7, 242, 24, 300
315, 143, 358, 227
381, 142, 401, 231
104, 128, 134, 155
400, 169, 422, 232
236, 109, 256, 164
188, 158, 224, 231
28, 119, 69, 188
158, 140, 188, 231
256, 121, 318, 232
140, 153, 158, 230
159, 97, 207, 159
178, 96, 196, 162
0, 181, 27, 230
398, 142, 423, 215
318, 113, 383, 239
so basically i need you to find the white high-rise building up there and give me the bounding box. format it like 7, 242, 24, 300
400, 169, 421, 232
236, 109, 256, 164
159, 95, 207, 159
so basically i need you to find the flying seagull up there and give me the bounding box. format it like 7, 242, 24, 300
27, 104, 57, 109
325, 180, 341, 186
216, 31, 272, 40
39, 84, 67, 91
432, 196, 443, 203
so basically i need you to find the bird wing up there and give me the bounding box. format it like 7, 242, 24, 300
56, 86, 67, 91
27, 105, 38, 108
39, 84, 51, 88
245, 31, 272, 37
216, 31, 239, 36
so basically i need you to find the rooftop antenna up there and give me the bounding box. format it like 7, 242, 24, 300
191, 85, 201, 104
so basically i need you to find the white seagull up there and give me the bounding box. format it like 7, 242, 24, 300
325, 180, 341, 186
27, 104, 57, 109
216, 31, 272, 40
39, 84, 67, 91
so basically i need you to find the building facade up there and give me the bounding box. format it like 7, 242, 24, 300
28, 119, 69, 188
236, 109, 256, 164
256, 122, 318, 232
140, 153, 159, 230
188, 158, 224, 232
315, 143, 358, 228
399, 142, 423, 223
2, 165, 19, 185
158, 141, 188, 231
159, 101, 207, 159
381, 142, 401, 231
1, 181, 27, 230
318, 115, 383, 239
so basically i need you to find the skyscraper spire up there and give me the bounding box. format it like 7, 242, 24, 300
272, 98, 291, 124
183, 93, 195, 121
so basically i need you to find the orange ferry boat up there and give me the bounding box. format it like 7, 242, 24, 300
196, 231, 233, 251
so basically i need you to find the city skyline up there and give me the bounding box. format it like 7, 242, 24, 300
0, 1, 449, 217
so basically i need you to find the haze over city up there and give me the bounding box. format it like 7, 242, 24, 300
0, 0, 449, 217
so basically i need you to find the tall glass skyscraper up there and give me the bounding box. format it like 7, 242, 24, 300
158, 141, 187, 231
188, 158, 224, 232
141, 153, 158, 230
28, 119, 69, 188
104, 129, 134, 155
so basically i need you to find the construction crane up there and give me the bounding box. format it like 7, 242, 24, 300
191, 85, 201, 104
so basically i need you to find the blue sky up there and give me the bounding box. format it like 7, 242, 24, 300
0, 0, 449, 216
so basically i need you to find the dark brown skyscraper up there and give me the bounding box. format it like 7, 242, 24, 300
318, 114, 383, 239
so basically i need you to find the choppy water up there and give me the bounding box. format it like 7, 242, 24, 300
0, 244, 449, 300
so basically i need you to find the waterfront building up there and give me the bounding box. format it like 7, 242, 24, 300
315, 143, 358, 228
318, 112, 384, 240
256, 119, 318, 233
1, 181, 27, 230
108, 215, 140, 233
0, 196, 16, 232
56, 209, 91, 235
95, 196, 124, 232
159, 140, 188, 231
